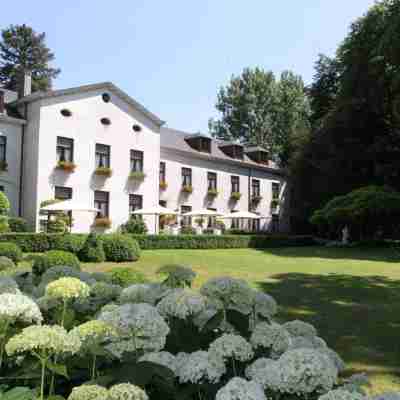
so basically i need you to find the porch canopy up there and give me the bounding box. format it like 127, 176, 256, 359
40, 199, 100, 231
131, 205, 179, 233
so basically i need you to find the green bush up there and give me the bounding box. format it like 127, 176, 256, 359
8, 217, 29, 232
120, 217, 148, 234
79, 233, 106, 262
51, 234, 86, 254
0, 256, 15, 271
180, 226, 196, 235
102, 234, 141, 262
32, 250, 81, 276
0, 242, 22, 263
47, 219, 67, 234
0, 192, 10, 216
109, 267, 147, 287
0, 233, 54, 252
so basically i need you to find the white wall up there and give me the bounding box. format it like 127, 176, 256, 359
26, 88, 160, 233
0, 117, 23, 216
160, 148, 287, 231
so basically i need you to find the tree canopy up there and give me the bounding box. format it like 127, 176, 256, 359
209, 68, 310, 166
0, 24, 60, 92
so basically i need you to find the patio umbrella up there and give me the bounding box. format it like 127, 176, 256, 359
131, 205, 179, 233
221, 210, 261, 231
40, 199, 100, 231
183, 208, 223, 217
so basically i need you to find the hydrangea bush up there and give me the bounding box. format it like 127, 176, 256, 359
1, 264, 396, 400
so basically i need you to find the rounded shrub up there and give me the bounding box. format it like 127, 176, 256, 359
102, 234, 141, 262
0, 256, 15, 271
120, 217, 148, 234
51, 234, 86, 254
32, 250, 81, 276
109, 267, 147, 287
0, 242, 23, 263
79, 233, 106, 262
8, 217, 29, 233
0, 192, 10, 216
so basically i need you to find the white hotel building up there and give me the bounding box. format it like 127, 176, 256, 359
0, 76, 289, 234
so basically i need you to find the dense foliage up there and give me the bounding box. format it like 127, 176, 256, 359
32, 250, 81, 276
0, 242, 22, 263
8, 217, 29, 233
310, 186, 400, 240
209, 68, 310, 166
120, 218, 148, 234
0, 24, 60, 92
290, 0, 400, 233
79, 233, 106, 263
0, 262, 388, 400
101, 234, 141, 262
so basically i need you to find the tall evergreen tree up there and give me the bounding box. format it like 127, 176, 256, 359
0, 24, 60, 92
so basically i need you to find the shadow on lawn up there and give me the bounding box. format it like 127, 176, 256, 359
256, 246, 400, 263
258, 273, 400, 370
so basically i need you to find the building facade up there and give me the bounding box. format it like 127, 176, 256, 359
0, 79, 289, 234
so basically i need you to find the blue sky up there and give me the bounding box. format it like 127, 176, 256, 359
2, 1, 376, 132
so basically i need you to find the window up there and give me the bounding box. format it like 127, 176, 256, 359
181, 205, 192, 226
102, 93, 111, 103
94, 191, 109, 218
186, 137, 211, 153
55, 186, 72, 200
60, 109, 72, 117
230, 210, 239, 229
272, 182, 280, 200
271, 215, 279, 233
100, 118, 111, 125
0, 186, 4, 192
159, 162, 166, 183
129, 194, 143, 215
182, 168, 192, 187
159, 200, 167, 207
95, 144, 110, 168
56, 137, 74, 162
231, 176, 240, 193
130, 150, 143, 172
252, 179, 260, 197
252, 219, 260, 232
207, 172, 217, 190
132, 124, 142, 132
207, 207, 217, 228
0, 136, 6, 163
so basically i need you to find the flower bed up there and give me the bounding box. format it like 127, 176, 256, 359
94, 166, 113, 177
0, 264, 378, 400
129, 171, 146, 181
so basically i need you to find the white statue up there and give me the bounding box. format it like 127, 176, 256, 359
342, 226, 349, 244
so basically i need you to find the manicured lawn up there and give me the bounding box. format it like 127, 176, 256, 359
83, 246, 400, 395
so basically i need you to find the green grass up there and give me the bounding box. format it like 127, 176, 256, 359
83, 246, 400, 395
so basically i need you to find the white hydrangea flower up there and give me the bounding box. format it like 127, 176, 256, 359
251, 290, 278, 318
158, 264, 197, 288
0, 293, 42, 324
216, 377, 267, 400
139, 351, 177, 373
318, 389, 366, 400
45, 277, 90, 301
209, 334, 254, 363
70, 320, 116, 350
283, 320, 317, 338
176, 351, 226, 384
68, 384, 109, 400
0, 277, 20, 294
119, 283, 165, 305
6, 325, 81, 357
245, 358, 280, 388
201, 277, 254, 313
98, 303, 169, 357
287, 335, 327, 351
109, 383, 148, 400
372, 393, 400, 400
250, 323, 291, 356
157, 289, 207, 319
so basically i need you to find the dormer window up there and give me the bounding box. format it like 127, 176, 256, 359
219, 144, 244, 160
245, 147, 269, 164
132, 124, 142, 132
185, 136, 211, 153
60, 109, 72, 117
102, 93, 111, 103
100, 118, 111, 126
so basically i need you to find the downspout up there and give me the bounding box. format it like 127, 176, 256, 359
18, 103, 27, 216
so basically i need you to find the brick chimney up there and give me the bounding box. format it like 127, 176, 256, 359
0, 91, 4, 114
17, 70, 32, 99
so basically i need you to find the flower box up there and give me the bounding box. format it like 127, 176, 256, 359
56, 161, 76, 173
129, 171, 146, 181
95, 167, 113, 177
159, 181, 168, 190
230, 192, 242, 201
0, 161, 8, 172
93, 217, 112, 228
181, 185, 193, 194
207, 188, 219, 197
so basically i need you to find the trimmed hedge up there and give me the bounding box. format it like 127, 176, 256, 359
0, 242, 23, 263
32, 250, 81, 276
128, 234, 315, 250
102, 234, 141, 262
0, 232, 315, 252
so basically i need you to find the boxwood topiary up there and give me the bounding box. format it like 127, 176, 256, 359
109, 267, 147, 287
32, 250, 81, 276
0, 256, 15, 271
0, 242, 23, 263
8, 217, 29, 233
79, 233, 106, 262
101, 234, 141, 262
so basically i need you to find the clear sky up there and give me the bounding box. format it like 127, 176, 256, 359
2, 0, 376, 132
